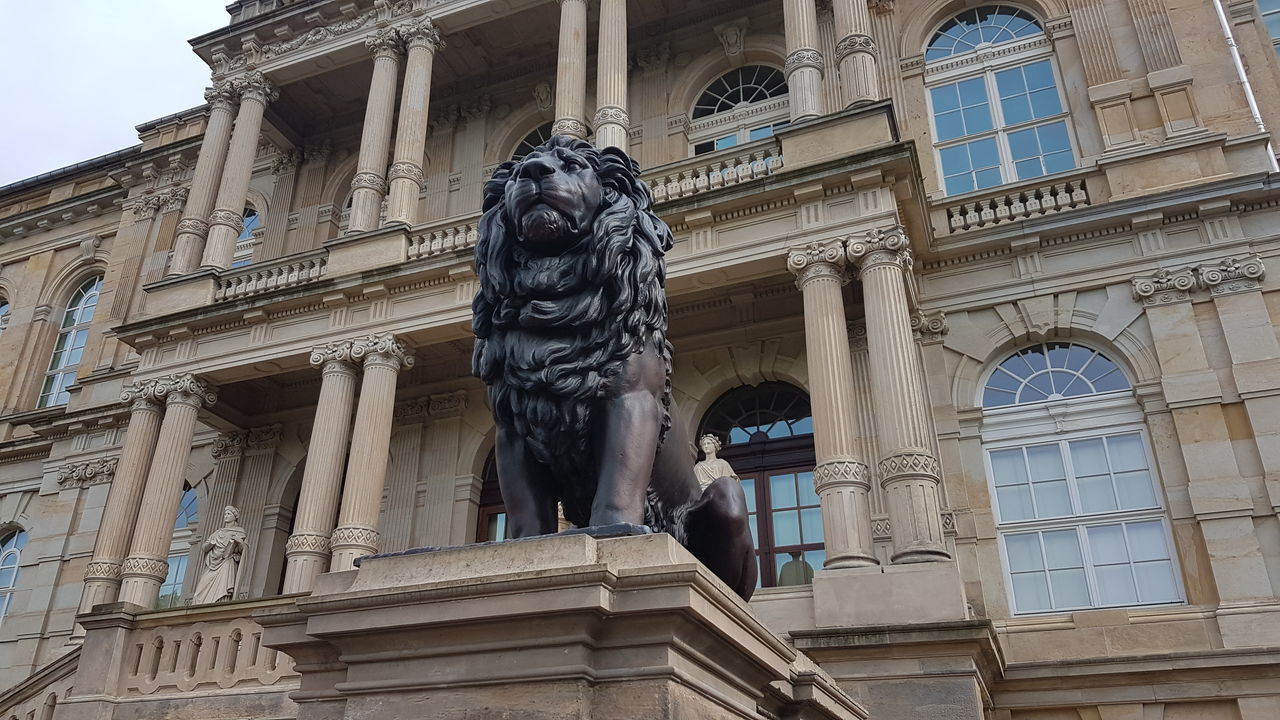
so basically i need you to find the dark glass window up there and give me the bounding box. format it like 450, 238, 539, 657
692, 66, 788, 119
512, 122, 555, 161
982, 342, 1131, 408
476, 451, 513, 542
926, 5, 1042, 62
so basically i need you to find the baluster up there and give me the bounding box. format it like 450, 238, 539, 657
710, 162, 725, 189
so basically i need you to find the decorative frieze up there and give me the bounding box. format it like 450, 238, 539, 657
126, 186, 189, 219
813, 458, 870, 490
835, 33, 875, 64
57, 457, 119, 488
552, 117, 590, 138
784, 48, 825, 74
395, 389, 469, 420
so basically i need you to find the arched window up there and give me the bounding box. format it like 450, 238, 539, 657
0, 528, 29, 625
38, 276, 101, 408
0, 298, 10, 337
231, 207, 262, 269
512, 122, 554, 161
980, 343, 1183, 614
158, 485, 198, 608
924, 5, 1076, 195
689, 65, 789, 156
698, 382, 819, 588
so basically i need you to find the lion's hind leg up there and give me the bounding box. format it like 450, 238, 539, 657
683, 478, 758, 601
494, 424, 560, 537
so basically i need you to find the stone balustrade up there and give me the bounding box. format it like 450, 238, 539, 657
213, 250, 327, 301
644, 139, 784, 203
124, 614, 295, 696
407, 217, 480, 260
941, 171, 1095, 233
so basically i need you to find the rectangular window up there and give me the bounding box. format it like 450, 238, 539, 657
156, 554, 188, 609
1261, 1, 1280, 54
929, 57, 1076, 195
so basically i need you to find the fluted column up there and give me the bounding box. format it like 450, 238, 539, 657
169, 82, 239, 276
831, 0, 879, 107
200, 72, 278, 270
847, 226, 949, 564
386, 20, 444, 226
553, 0, 590, 139
786, 242, 877, 568
329, 334, 414, 571
782, 0, 826, 122
281, 347, 360, 594
78, 381, 165, 613
594, 0, 629, 150
348, 28, 404, 233
118, 375, 218, 607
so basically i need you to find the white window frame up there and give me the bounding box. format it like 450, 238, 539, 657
688, 95, 790, 157
39, 277, 101, 408
0, 298, 10, 337
1260, 1, 1280, 54
0, 529, 27, 625
981, 390, 1186, 616
923, 30, 1080, 196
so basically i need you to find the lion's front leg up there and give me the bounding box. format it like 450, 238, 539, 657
591, 346, 667, 527
495, 424, 559, 537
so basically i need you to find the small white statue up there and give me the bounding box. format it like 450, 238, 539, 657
190, 505, 246, 605
693, 434, 739, 490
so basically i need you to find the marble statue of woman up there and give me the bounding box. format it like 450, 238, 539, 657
693, 434, 739, 490
191, 505, 246, 605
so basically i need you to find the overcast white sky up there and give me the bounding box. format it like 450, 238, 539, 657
0, 1, 229, 186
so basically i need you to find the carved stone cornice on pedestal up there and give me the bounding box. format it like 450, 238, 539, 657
57, 457, 119, 489
911, 309, 948, 344
1131, 267, 1197, 306
787, 240, 848, 288
211, 431, 246, 460
846, 225, 910, 270
1196, 254, 1265, 297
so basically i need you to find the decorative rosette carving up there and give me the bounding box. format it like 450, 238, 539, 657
365, 27, 404, 58
175, 217, 210, 238
784, 48, 825, 74
593, 105, 629, 126
351, 171, 388, 194
208, 208, 245, 233
1131, 267, 1195, 306
1196, 254, 1265, 296
846, 225, 910, 269
387, 161, 425, 186
786, 240, 847, 287
121, 557, 170, 582
401, 18, 445, 51
234, 70, 279, 104
835, 34, 876, 64
552, 117, 589, 139
151, 373, 218, 408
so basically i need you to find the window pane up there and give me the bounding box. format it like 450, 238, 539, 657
1115, 471, 1157, 509
1078, 474, 1118, 513
1106, 435, 1146, 472
940, 144, 972, 174
974, 167, 1003, 190
1026, 444, 1065, 481
1134, 560, 1179, 602
1096, 564, 1138, 605
1003, 95, 1033, 125
775, 552, 816, 586
1069, 439, 1108, 475
1012, 572, 1051, 611
1029, 88, 1062, 118
771, 474, 798, 509
991, 449, 1028, 486
1049, 568, 1090, 607
945, 173, 975, 195
1087, 524, 1129, 565
997, 485, 1034, 521
0, 566, 14, 588
1126, 521, 1170, 562
714, 135, 739, 151
1008, 127, 1040, 159
931, 83, 961, 113
740, 477, 756, 513
800, 507, 824, 544
1043, 529, 1083, 568
1005, 533, 1044, 572
772, 510, 801, 546
748, 125, 775, 141
796, 471, 819, 506
935, 111, 966, 142
1032, 480, 1071, 517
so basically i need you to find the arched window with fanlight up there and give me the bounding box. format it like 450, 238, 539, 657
689, 65, 790, 156
698, 382, 819, 589
924, 5, 1077, 195
511, 122, 555, 161
0, 528, 28, 625
980, 342, 1184, 615
0, 297, 10, 338
38, 276, 101, 408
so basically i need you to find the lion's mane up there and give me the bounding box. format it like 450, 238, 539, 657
472, 136, 674, 527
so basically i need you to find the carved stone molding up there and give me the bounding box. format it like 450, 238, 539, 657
784, 48, 825, 75
208, 208, 245, 233
787, 240, 848, 289
84, 560, 123, 582
234, 70, 279, 104
175, 217, 210, 239
365, 27, 404, 59
121, 557, 169, 583
401, 17, 445, 51
848, 319, 868, 352
272, 149, 302, 175
396, 389, 469, 419
203, 80, 240, 110
552, 117, 590, 138
350, 171, 388, 194
714, 18, 749, 63
846, 225, 910, 269
911, 310, 949, 344
593, 105, 629, 127
285, 533, 331, 555
211, 431, 246, 460
314, 333, 416, 371
813, 458, 871, 491
387, 161, 425, 186
330, 526, 379, 549
149, 373, 218, 408
532, 81, 553, 112
247, 424, 283, 452
635, 42, 671, 74
127, 186, 189, 219
835, 34, 876, 64
1131, 267, 1197, 306
877, 452, 941, 484
57, 457, 118, 488
1197, 254, 1265, 297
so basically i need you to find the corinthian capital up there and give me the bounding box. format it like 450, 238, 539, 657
235, 70, 279, 104
151, 373, 218, 408
847, 225, 910, 270
203, 80, 240, 109
787, 239, 848, 288
366, 27, 404, 58
311, 333, 415, 370
401, 18, 445, 51
120, 378, 164, 409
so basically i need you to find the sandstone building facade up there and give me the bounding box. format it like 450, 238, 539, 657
3, 0, 1280, 717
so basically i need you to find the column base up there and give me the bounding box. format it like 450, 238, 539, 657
328, 526, 379, 572
117, 556, 168, 608
813, 561, 968, 627
259, 532, 869, 720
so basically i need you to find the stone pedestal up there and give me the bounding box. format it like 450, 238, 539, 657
259, 532, 869, 720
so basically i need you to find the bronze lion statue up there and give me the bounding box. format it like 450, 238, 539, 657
472, 136, 757, 599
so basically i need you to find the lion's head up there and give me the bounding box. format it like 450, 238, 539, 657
472, 136, 675, 524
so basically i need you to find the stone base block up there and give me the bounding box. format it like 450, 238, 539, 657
812, 561, 968, 628
258, 532, 868, 720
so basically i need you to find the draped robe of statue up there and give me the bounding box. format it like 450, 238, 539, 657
694, 456, 739, 490
191, 507, 246, 604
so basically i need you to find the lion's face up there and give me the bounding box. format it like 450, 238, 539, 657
502, 143, 604, 254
